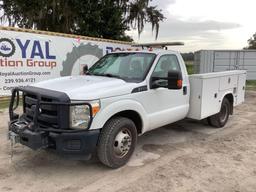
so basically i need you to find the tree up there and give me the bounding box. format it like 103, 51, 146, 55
247, 33, 256, 49
0, 0, 165, 41
181, 52, 194, 61
127, 0, 165, 39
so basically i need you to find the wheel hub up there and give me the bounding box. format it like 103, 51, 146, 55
113, 129, 132, 157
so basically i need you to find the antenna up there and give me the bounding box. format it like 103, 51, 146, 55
132, 42, 184, 50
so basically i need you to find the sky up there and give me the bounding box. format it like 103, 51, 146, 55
126, 0, 256, 52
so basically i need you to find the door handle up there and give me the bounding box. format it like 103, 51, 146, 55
183, 86, 187, 95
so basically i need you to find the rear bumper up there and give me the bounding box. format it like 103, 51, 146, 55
8, 120, 100, 159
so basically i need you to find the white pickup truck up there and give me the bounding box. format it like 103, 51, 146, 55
8, 47, 246, 168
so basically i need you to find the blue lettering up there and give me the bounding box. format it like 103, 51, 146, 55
106, 46, 113, 54
45, 42, 56, 59
31, 41, 44, 59
114, 47, 122, 51
16, 39, 30, 58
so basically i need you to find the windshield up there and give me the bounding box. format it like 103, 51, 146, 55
87, 53, 156, 82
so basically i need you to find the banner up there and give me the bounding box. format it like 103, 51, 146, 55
0, 29, 131, 96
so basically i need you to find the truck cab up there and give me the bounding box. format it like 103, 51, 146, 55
85, 50, 190, 132
8, 48, 246, 168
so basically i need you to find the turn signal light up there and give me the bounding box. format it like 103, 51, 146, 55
92, 104, 100, 116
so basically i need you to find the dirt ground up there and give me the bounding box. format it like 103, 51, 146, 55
0, 91, 255, 192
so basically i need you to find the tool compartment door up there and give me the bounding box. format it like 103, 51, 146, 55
236, 73, 246, 105
188, 76, 220, 120
219, 75, 238, 91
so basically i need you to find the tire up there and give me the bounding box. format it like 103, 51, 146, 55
60, 43, 103, 76
207, 117, 213, 126
207, 98, 231, 128
0, 38, 16, 57
97, 117, 137, 168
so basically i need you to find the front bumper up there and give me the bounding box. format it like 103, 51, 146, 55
8, 120, 100, 159
8, 87, 99, 159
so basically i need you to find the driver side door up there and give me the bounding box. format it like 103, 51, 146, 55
142, 54, 189, 131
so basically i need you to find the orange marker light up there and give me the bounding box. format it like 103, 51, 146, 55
92, 105, 100, 117
177, 80, 183, 88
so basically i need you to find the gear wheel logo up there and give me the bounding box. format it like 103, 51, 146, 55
60, 43, 103, 76
0, 38, 16, 57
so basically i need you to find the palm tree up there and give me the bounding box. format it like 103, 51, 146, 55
127, 0, 165, 39
247, 33, 256, 49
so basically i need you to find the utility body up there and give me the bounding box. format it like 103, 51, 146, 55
8, 48, 246, 168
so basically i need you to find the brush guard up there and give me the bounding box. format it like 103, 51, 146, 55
8, 87, 99, 158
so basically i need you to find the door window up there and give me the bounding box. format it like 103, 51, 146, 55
151, 55, 181, 87
152, 54, 181, 78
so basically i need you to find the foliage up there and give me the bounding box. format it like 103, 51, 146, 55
181, 52, 194, 61
246, 80, 256, 90
127, 0, 165, 39
0, 0, 165, 41
247, 33, 256, 49
0, 100, 9, 109
185, 63, 194, 75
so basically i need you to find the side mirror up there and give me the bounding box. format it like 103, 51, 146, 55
83, 65, 88, 75
167, 70, 183, 89
150, 77, 168, 89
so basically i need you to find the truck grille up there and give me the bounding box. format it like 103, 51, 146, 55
24, 94, 59, 128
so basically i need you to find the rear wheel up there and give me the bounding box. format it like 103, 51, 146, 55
207, 98, 231, 128
97, 117, 137, 168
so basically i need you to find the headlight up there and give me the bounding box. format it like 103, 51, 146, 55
70, 100, 100, 129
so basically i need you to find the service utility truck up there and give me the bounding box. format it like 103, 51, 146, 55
8, 43, 247, 168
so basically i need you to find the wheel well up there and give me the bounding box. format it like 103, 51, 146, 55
111, 110, 143, 134
224, 93, 234, 114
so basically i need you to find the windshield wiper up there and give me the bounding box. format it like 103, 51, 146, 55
86, 72, 124, 80
101, 73, 122, 79
85, 71, 93, 75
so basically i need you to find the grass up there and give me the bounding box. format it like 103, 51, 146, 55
0, 99, 9, 110
185, 60, 194, 75
0, 97, 22, 110
246, 80, 256, 90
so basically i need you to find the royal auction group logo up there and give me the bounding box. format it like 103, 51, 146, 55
0, 38, 16, 57
0, 38, 57, 69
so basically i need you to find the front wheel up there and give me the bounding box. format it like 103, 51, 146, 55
207, 98, 231, 128
97, 117, 137, 168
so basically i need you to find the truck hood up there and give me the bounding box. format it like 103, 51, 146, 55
32, 75, 137, 100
